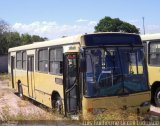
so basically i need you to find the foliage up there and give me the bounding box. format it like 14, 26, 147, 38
32, 35, 48, 42
20, 33, 32, 45
0, 19, 48, 55
95, 16, 140, 34
0, 19, 10, 33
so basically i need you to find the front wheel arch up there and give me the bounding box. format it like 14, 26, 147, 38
151, 81, 160, 106
51, 91, 63, 113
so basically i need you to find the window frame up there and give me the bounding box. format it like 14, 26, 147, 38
49, 47, 63, 75
22, 51, 27, 70
148, 41, 160, 66
38, 48, 49, 73
16, 51, 22, 69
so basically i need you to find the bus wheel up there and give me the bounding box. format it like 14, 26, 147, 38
52, 96, 62, 114
154, 87, 160, 107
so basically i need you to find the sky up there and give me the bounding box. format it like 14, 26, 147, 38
0, 0, 160, 39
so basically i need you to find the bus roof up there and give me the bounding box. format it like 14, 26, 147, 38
9, 32, 139, 52
8, 34, 82, 52
141, 33, 160, 41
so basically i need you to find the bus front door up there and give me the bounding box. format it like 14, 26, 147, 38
27, 55, 35, 98
64, 53, 80, 116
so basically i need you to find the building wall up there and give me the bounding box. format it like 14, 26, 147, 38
0, 55, 8, 73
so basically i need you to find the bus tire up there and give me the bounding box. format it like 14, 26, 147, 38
154, 87, 160, 107
52, 95, 62, 114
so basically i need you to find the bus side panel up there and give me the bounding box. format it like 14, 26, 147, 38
14, 69, 28, 94
148, 66, 160, 85
14, 69, 64, 109
33, 72, 64, 108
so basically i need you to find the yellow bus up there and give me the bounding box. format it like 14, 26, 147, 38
141, 33, 160, 106
8, 32, 150, 118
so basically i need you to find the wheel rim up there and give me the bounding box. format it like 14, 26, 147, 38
157, 91, 160, 103
54, 99, 62, 113
55, 100, 61, 112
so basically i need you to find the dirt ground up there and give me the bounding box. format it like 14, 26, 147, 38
0, 79, 160, 125
0, 80, 80, 125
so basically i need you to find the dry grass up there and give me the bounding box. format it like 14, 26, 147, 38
84, 110, 139, 121
37, 104, 67, 120
0, 91, 5, 99
0, 101, 143, 125
17, 100, 30, 108
83, 103, 149, 121
94, 110, 140, 120
1, 105, 10, 121
82, 108, 160, 126
0, 73, 9, 81
0, 105, 56, 121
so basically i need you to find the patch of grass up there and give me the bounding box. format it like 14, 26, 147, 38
0, 105, 56, 121
93, 109, 139, 121
17, 100, 30, 108
0, 93, 4, 100
37, 103, 65, 120
0, 91, 4, 99
149, 115, 160, 122
0, 73, 9, 81
86, 109, 160, 126
83, 105, 149, 121
11, 111, 55, 120
1, 105, 10, 121
0, 96, 64, 121
1, 91, 5, 96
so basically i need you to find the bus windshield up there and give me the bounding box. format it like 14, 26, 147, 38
84, 47, 149, 97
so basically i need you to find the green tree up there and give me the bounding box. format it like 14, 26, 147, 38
20, 33, 32, 45
95, 16, 139, 34
31, 35, 48, 42
6, 32, 21, 47
20, 34, 48, 45
0, 32, 21, 54
0, 19, 48, 54
0, 20, 10, 54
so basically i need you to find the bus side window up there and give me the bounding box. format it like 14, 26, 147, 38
38, 49, 49, 72
22, 51, 27, 70
16, 51, 22, 69
149, 42, 160, 66
49, 48, 63, 75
